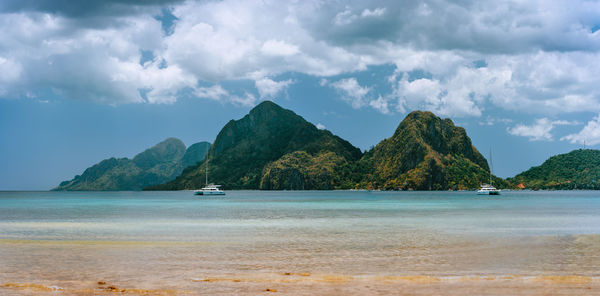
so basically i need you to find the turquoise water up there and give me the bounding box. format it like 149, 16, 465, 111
1, 190, 599, 240
1, 190, 599, 294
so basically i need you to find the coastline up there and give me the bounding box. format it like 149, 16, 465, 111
1, 191, 599, 295
2, 272, 599, 295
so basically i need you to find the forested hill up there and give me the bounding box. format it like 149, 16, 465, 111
508, 149, 600, 190
355, 110, 505, 190
53, 138, 210, 191
147, 101, 362, 190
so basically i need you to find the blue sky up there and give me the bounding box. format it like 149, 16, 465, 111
1, 0, 599, 190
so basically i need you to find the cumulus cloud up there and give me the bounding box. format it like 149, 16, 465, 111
479, 117, 513, 126
193, 84, 256, 106
508, 118, 580, 141
254, 77, 293, 99
0, 0, 600, 116
333, 7, 386, 25
330, 78, 370, 109
316, 123, 326, 130
260, 40, 299, 56
369, 95, 389, 114
391, 70, 484, 117
561, 114, 600, 145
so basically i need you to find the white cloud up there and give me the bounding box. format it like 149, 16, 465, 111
369, 95, 389, 114
330, 78, 370, 109
0, 11, 185, 104
392, 71, 483, 117
361, 8, 386, 18
479, 117, 513, 126
254, 77, 293, 99
261, 40, 299, 56
334, 7, 386, 25
316, 123, 326, 130
1, 0, 600, 116
508, 118, 579, 141
193, 84, 256, 106
194, 85, 229, 101
561, 114, 600, 145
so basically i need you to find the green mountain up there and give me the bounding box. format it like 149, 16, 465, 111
356, 111, 505, 190
508, 149, 600, 190
53, 138, 210, 191
147, 101, 362, 190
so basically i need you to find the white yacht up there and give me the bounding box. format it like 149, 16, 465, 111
477, 183, 500, 195
194, 184, 225, 195
478, 148, 501, 195
194, 154, 225, 196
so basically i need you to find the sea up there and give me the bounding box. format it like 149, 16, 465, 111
1, 190, 599, 295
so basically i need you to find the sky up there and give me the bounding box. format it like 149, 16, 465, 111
1, 0, 600, 190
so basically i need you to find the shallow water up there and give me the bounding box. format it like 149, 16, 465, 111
1, 190, 599, 295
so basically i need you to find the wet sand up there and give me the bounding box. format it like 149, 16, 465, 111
1, 274, 599, 295
1, 191, 599, 295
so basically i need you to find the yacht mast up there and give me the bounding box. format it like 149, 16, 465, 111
205, 155, 209, 186
489, 148, 493, 185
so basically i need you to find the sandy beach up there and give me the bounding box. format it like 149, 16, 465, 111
1, 191, 599, 295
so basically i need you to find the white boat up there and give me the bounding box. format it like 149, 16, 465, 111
194, 184, 225, 195
478, 148, 500, 195
194, 154, 225, 196
477, 183, 500, 195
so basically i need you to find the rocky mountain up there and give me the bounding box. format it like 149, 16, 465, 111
147, 101, 362, 190
508, 149, 600, 190
357, 111, 505, 190
53, 138, 210, 191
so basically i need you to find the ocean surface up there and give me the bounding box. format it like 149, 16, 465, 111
1, 190, 599, 295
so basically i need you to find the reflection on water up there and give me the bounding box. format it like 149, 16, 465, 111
1, 190, 599, 295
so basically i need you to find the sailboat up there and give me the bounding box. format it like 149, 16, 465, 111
477, 148, 500, 195
194, 155, 225, 196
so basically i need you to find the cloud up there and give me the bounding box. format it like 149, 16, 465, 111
333, 7, 386, 26
361, 8, 386, 18
254, 78, 293, 99
391, 71, 484, 117
309, 1, 600, 53
330, 78, 370, 109
1, 0, 600, 115
193, 85, 228, 101
508, 118, 580, 141
561, 114, 600, 145
369, 95, 389, 114
479, 117, 513, 126
316, 123, 326, 130
0, 0, 181, 18
193, 84, 256, 106
0, 10, 188, 104
260, 40, 299, 57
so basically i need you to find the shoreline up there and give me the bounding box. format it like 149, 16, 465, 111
2, 274, 599, 295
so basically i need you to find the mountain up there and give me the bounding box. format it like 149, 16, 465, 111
147, 101, 362, 190
53, 138, 210, 191
508, 149, 600, 190
356, 111, 505, 190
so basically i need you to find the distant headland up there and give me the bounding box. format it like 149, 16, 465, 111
54, 101, 598, 191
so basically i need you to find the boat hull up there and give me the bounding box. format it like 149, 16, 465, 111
477, 191, 500, 195
194, 191, 225, 196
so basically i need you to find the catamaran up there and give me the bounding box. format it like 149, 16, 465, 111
194, 155, 225, 196
478, 148, 500, 195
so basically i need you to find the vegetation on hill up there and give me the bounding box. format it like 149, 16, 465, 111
148, 103, 506, 191
53, 139, 210, 191
508, 149, 600, 190
357, 111, 506, 190
147, 101, 362, 190
56, 101, 597, 191
260, 151, 349, 190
